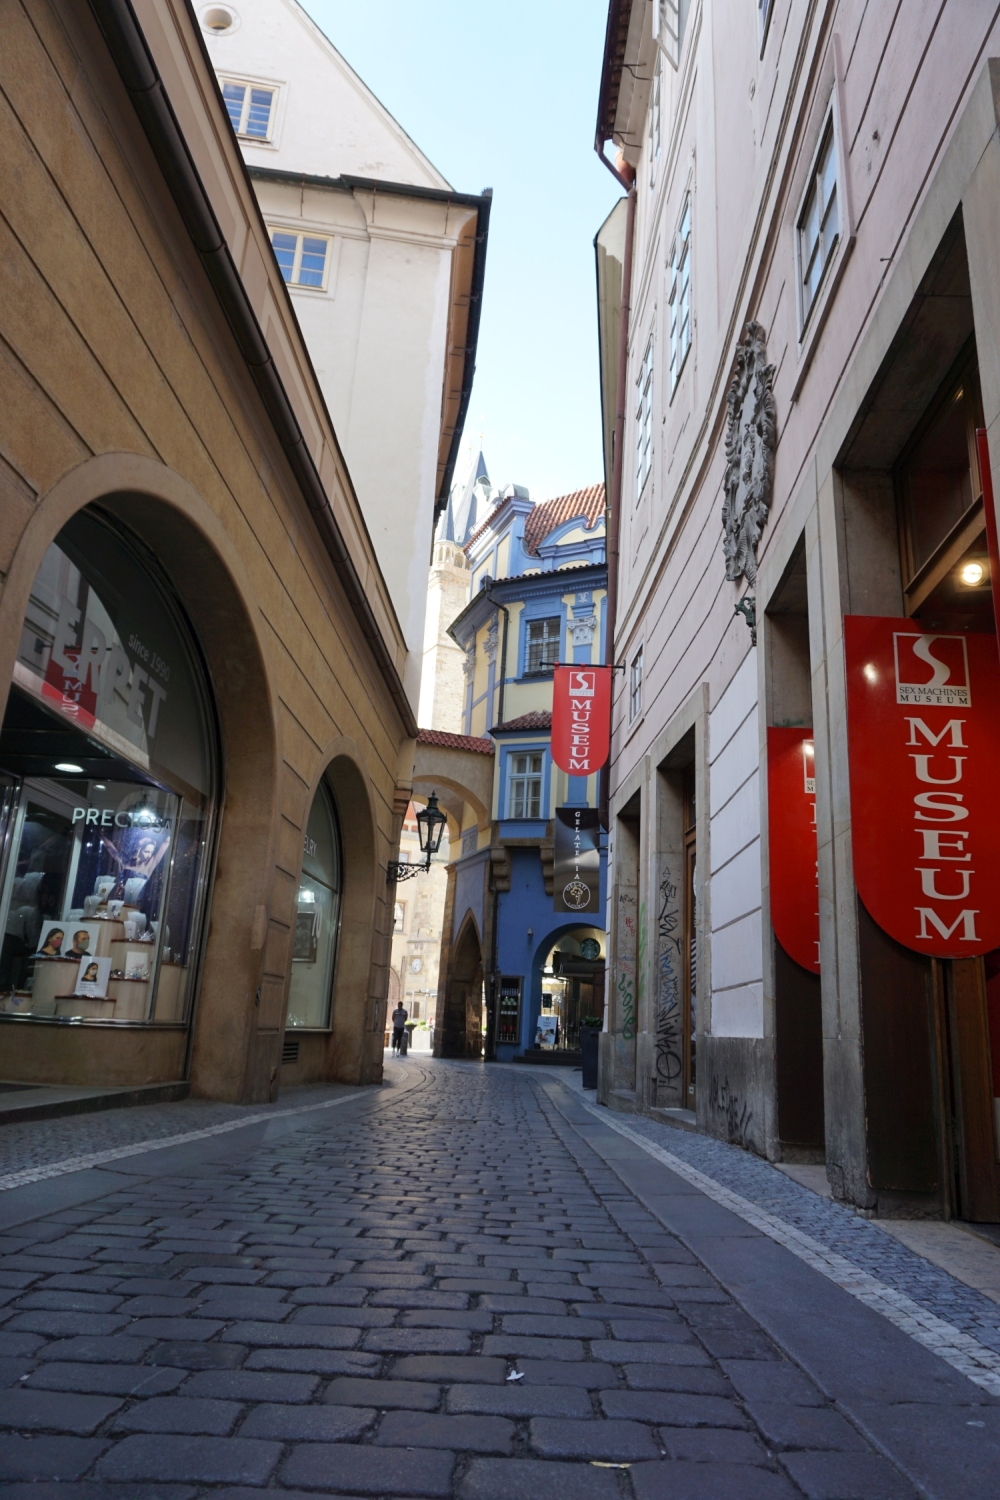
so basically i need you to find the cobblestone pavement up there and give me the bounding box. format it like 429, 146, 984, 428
0, 1059, 995, 1498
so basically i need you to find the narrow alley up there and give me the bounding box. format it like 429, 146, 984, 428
0, 1061, 997, 1499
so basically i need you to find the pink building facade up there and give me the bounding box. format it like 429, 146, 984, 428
596, 0, 1000, 1220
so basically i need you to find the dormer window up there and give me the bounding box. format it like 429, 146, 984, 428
221, 79, 276, 141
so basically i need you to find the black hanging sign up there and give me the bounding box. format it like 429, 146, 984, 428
554, 806, 601, 914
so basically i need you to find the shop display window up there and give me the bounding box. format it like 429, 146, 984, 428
286, 779, 342, 1030
0, 507, 217, 1027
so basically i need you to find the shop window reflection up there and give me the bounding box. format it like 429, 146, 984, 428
286, 780, 342, 1030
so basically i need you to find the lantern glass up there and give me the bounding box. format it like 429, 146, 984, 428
417, 793, 446, 856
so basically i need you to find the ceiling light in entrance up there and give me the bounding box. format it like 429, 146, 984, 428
54, 762, 84, 774
960, 561, 985, 586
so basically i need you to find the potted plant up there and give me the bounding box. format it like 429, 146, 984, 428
580, 1016, 602, 1090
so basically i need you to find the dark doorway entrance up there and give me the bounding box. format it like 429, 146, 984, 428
440, 917, 483, 1058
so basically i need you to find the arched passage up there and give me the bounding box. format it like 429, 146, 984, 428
440, 913, 484, 1058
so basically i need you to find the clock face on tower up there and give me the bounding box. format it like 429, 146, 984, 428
410, 957, 422, 973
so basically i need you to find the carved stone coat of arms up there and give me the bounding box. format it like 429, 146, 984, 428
722, 321, 776, 588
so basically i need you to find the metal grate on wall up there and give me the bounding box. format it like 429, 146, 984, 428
281, 1037, 300, 1065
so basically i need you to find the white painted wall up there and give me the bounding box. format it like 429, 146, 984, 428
201, 0, 473, 707
708, 654, 763, 1039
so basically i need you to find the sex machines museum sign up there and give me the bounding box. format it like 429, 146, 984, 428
551, 666, 612, 776
844, 616, 1000, 957
553, 806, 601, 914
767, 727, 820, 973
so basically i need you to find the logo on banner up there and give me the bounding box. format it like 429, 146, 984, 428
553, 806, 601, 914
551, 666, 611, 776
844, 616, 1000, 957
893, 633, 970, 707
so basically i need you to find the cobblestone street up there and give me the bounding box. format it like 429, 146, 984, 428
0, 1060, 998, 1499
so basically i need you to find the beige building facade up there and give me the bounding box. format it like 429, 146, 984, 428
0, 0, 432, 1103
597, 0, 1000, 1220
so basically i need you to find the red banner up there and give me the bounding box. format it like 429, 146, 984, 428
844, 616, 1000, 957
767, 727, 820, 973
551, 666, 611, 776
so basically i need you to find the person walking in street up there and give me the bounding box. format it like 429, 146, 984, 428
390, 1002, 408, 1054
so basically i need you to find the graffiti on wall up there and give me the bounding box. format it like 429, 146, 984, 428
655, 871, 682, 1086
617, 889, 636, 1041
710, 1072, 753, 1149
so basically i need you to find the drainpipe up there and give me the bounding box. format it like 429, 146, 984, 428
597, 156, 636, 831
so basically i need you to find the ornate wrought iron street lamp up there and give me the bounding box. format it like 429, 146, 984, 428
388, 792, 447, 883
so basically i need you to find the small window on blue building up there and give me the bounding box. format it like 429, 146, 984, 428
525, 618, 561, 674
509, 752, 544, 819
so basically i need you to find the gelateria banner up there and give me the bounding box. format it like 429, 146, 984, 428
844, 616, 1000, 957
551, 666, 612, 775
553, 806, 601, 914
767, 727, 820, 973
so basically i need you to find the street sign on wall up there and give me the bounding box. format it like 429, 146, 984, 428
767, 727, 820, 973
551, 666, 611, 776
844, 616, 1000, 957
553, 806, 601, 914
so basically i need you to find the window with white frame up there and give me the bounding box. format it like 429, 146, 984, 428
270, 230, 330, 290
220, 79, 277, 141
509, 752, 544, 819
393, 902, 405, 933
797, 113, 839, 327
669, 194, 692, 390
758, 0, 773, 49
629, 647, 644, 723
649, 53, 662, 186
636, 338, 654, 500
525, 617, 561, 674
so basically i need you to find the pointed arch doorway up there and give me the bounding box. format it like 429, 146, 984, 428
440, 915, 484, 1058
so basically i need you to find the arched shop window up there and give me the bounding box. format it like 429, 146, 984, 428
286, 779, 342, 1030
0, 507, 217, 1026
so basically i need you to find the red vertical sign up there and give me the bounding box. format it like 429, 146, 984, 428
551, 666, 612, 775
767, 727, 820, 973
844, 616, 1000, 957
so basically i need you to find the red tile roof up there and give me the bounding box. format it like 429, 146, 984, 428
523, 484, 605, 556
490, 711, 552, 734
416, 728, 494, 755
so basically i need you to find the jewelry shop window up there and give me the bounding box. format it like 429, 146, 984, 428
286, 779, 343, 1030
0, 508, 218, 1026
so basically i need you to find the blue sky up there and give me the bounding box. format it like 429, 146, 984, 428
302, 0, 621, 502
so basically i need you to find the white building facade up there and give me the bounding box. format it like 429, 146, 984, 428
597, 0, 1000, 1222
200, 0, 490, 706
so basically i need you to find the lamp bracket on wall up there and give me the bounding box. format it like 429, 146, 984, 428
387, 858, 428, 884
735, 595, 757, 646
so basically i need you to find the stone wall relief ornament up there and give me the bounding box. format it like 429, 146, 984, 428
483, 620, 499, 664
462, 644, 476, 682
569, 611, 598, 647
722, 322, 776, 640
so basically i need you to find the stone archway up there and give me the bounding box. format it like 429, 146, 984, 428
440, 914, 484, 1059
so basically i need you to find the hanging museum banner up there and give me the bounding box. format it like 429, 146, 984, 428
844, 615, 1000, 957
766, 726, 820, 973
551, 665, 612, 776
554, 805, 601, 913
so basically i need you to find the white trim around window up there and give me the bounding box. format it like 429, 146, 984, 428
635, 336, 654, 503
269, 229, 335, 292
669, 192, 692, 392
219, 76, 281, 144
628, 645, 644, 725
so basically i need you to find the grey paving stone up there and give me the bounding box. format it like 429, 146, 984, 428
528, 1415, 660, 1460
608, 1321, 694, 1343
0, 1358, 33, 1388
244, 1348, 379, 1375
0, 1334, 45, 1358
516, 1359, 618, 1387
364, 1328, 474, 1354
281, 1440, 454, 1495
116, 1296, 200, 1317
195, 1289, 292, 1319
570, 1302, 678, 1322
182, 1368, 319, 1402
477, 1296, 565, 1314
591, 1338, 695, 1364
368, 1288, 468, 1309
399, 1309, 493, 1331
458, 1456, 620, 1500
390, 1355, 506, 1383
108, 1277, 196, 1296
695, 1330, 780, 1360
780, 1450, 920, 1499
0, 1485, 195, 1500
482, 1335, 585, 1360
744, 1402, 869, 1452
0, 1387, 122, 1434
221, 1320, 361, 1348
239, 1401, 376, 1440
377, 1409, 515, 1452
599, 1389, 743, 1426
16, 1290, 124, 1313
660, 1427, 771, 1463
721, 1359, 826, 1406
127, 1318, 225, 1340
0, 1436, 109, 1481
324, 1376, 442, 1410
499, 1314, 594, 1337
36, 1336, 156, 1364
5, 1311, 128, 1337
149, 1341, 247, 1369
446, 1382, 592, 1417
96, 1434, 281, 1484
20, 1362, 183, 1397
111, 1395, 241, 1434
290, 1305, 395, 1327
630, 1459, 800, 1499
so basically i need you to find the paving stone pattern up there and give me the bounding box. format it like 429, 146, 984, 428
0, 1062, 921, 1497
